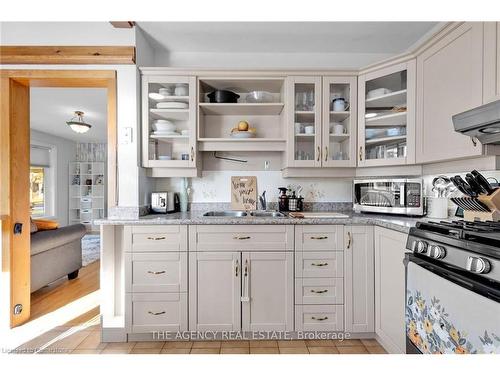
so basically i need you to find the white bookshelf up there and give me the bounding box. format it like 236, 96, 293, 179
69, 162, 106, 233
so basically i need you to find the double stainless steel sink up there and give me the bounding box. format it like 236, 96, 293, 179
202, 210, 286, 218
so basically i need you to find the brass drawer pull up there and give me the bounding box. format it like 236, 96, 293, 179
147, 236, 166, 241
147, 270, 166, 275
148, 311, 166, 316
233, 235, 251, 240
311, 316, 328, 321
310, 236, 328, 240
311, 262, 328, 267
310, 289, 328, 294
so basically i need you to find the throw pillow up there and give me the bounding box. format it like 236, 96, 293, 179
32, 219, 59, 231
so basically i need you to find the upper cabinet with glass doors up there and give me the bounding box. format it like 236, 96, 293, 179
141, 75, 198, 173
286, 76, 357, 168
322, 76, 357, 167
287, 76, 322, 167
357, 61, 416, 167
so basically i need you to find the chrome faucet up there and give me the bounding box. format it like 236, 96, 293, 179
259, 191, 267, 211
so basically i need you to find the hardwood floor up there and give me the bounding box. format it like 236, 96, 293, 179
30, 260, 100, 321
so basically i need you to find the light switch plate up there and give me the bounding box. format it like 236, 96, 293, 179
120, 127, 133, 144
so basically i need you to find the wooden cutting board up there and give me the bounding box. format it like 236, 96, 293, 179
231, 176, 257, 210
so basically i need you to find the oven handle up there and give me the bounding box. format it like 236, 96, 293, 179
405, 253, 500, 303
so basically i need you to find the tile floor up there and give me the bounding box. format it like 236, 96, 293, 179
13, 322, 387, 354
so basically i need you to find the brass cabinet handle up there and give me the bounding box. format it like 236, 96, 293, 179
324, 146, 328, 162
233, 235, 251, 240
235, 259, 239, 277
317, 146, 321, 162
147, 270, 166, 275
310, 289, 328, 294
311, 262, 328, 267
244, 259, 248, 277
347, 231, 352, 249
190, 146, 194, 161
359, 146, 363, 161
148, 311, 166, 316
147, 236, 165, 241
310, 236, 328, 240
311, 316, 328, 321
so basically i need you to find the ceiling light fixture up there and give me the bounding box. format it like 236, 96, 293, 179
67, 111, 92, 134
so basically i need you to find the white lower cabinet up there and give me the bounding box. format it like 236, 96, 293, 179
374, 227, 408, 354
295, 305, 344, 332
124, 225, 189, 335
189, 252, 241, 332
189, 249, 294, 332
344, 225, 374, 333
242, 252, 294, 332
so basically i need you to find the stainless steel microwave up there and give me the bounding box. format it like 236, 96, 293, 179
353, 178, 424, 216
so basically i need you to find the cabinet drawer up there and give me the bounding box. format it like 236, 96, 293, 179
126, 293, 187, 333
295, 251, 344, 278
295, 305, 344, 332
190, 225, 294, 251
126, 225, 187, 252
295, 278, 344, 305
125, 253, 187, 293
296, 225, 343, 251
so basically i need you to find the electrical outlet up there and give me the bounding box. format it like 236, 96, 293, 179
264, 160, 270, 170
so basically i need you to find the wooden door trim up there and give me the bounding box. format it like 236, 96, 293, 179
0, 46, 135, 65
1, 69, 117, 327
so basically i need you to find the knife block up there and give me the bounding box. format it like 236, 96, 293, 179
463, 188, 500, 222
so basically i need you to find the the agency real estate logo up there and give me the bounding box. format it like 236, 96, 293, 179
152, 330, 351, 341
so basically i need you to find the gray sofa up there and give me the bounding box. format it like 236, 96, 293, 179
30, 224, 86, 292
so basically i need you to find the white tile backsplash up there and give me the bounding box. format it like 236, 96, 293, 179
153, 171, 353, 203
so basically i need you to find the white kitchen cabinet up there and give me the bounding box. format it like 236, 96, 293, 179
286, 76, 323, 167
189, 252, 241, 332
374, 227, 408, 354
141, 72, 200, 177
344, 225, 374, 333
242, 252, 294, 332
484, 22, 500, 104
358, 61, 416, 167
416, 22, 485, 163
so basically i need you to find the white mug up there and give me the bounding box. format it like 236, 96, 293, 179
304, 125, 315, 134
332, 98, 349, 112
331, 123, 345, 135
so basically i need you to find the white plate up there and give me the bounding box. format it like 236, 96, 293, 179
156, 102, 189, 109
230, 131, 256, 139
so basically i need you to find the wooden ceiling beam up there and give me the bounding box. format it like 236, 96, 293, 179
0, 46, 136, 65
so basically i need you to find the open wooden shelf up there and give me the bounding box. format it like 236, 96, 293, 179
365, 111, 407, 126
150, 134, 190, 141
199, 102, 285, 116
198, 138, 286, 152
365, 89, 407, 108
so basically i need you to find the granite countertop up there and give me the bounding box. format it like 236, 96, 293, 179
95, 211, 432, 234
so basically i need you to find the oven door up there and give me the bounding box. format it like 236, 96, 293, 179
405, 254, 500, 354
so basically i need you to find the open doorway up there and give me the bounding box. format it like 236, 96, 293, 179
28, 87, 107, 322
1, 70, 116, 334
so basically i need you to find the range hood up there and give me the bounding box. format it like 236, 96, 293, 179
453, 99, 500, 144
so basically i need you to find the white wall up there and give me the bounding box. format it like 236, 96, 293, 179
30, 129, 76, 225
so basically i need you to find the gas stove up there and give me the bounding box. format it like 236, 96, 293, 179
407, 220, 500, 283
